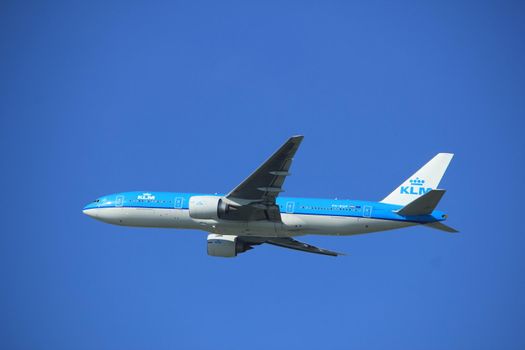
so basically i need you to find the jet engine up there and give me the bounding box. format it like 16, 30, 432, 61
189, 195, 240, 220
207, 234, 252, 257
189, 196, 223, 220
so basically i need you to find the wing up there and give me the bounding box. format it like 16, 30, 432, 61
240, 236, 344, 257
223, 135, 303, 222
265, 237, 344, 256
227, 135, 303, 202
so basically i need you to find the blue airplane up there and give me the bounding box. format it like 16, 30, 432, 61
83, 136, 457, 257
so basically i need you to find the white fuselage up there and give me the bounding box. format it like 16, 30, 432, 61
84, 207, 416, 237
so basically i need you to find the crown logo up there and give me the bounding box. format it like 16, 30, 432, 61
409, 177, 425, 186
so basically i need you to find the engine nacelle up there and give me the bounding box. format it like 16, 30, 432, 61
189, 196, 223, 220
189, 195, 239, 220
207, 234, 252, 257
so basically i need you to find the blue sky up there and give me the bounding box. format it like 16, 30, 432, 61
1, 0, 524, 349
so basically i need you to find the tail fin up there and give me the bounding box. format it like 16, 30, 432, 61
397, 189, 446, 216
381, 153, 454, 206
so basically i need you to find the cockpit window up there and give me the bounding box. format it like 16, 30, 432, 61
93, 199, 100, 203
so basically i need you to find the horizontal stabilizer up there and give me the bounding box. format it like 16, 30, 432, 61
424, 222, 459, 233
397, 189, 446, 216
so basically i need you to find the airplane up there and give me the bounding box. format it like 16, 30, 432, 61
83, 135, 457, 257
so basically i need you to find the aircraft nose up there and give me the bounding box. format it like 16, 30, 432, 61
83, 205, 98, 218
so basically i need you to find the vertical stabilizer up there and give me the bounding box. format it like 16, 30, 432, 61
381, 153, 454, 206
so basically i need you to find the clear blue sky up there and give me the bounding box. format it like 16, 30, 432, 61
1, 1, 524, 349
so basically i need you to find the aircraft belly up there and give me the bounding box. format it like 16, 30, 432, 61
92, 208, 197, 229
199, 214, 416, 237
211, 220, 286, 237
283, 214, 416, 236
91, 208, 416, 236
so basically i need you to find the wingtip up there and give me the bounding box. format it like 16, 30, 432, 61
437, 152, 454, 158
327, 249, 347, 257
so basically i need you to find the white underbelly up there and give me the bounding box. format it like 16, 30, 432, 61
191, 213, 415, 237
90, 208, 415, 237
89, 207, 196, 229
280, 214, 416, 236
